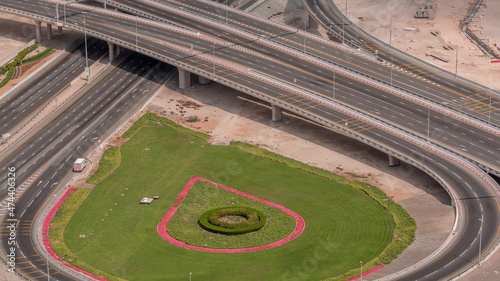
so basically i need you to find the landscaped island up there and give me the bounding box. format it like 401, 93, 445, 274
48, 113, 414, 281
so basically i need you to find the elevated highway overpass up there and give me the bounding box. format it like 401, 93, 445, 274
0, 0, 499, 280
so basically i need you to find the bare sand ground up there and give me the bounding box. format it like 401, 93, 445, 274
333, 0, 500, 90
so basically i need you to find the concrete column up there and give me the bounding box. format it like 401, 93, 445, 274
198, 76, 210, 84
178, 68, 191, 89
388, 155, 401, 167
116, 45, 122, 56
34, 21, 42, 43
47, 23, 53, 40
57, 26, 63, 36
271, 104, 282, 122
308, 14, 319, 30
107, 42, 115, 62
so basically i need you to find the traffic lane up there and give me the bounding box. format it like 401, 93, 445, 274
0, 53, 154, 176
6, 1, 496, 173
83, 1, 498, 123
101, 0, 402, 86
0, 38, 107, 132
12, 0, 500, 133
191, 40, 500, 167
310, 0, 500, 123
0, 53, 158, 197
39, 9, 500, 177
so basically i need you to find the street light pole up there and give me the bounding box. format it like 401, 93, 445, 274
135, 15, 138, 47
342, 0, 347, 44
333, 70, 336, 99
83, 13, 89, 82
488, 95, 492, 125
213, 42, 216, 78
455, 44, 459, 77
479, 217, 483, 267
55, 2, 59, 26
360, 261, 363, 281
225, 0, 229, 25
303, 21, 307, 53
427, 107, 431, 139
63, 3, 67, 26
390, 15, 394, 87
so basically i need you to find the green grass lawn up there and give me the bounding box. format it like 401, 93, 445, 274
62, 118, 396, 281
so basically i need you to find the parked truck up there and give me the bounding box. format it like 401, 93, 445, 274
73, 158, 86, 172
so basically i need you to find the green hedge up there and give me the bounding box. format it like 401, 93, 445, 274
0, 43, 40, 88
122, 112, 210, 140
86, 147, 121, 184
22, 47, 54, 64
49, 188, 127, 281
199, 206, 267, 235
230, 141, 416, 280
0, 66, 15, 88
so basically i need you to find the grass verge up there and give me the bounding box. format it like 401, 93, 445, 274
86, 147, 121, 185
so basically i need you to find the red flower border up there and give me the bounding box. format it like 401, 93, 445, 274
43, 187, 110, 281
157, 176, 306, 253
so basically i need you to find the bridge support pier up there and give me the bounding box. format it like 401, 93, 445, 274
271, 104, 282, 122
107, 42, 115, 62
57, 26, 63, 36
198, 76, 210, 85
307, 14, 319, 30
47, 23, 53, 40
388, 155, 401, 167
178, 68, 191, 89
116, 45, 122, 56
34, 21, 42, 43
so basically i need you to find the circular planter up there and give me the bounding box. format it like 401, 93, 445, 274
198, 206, 267, 235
